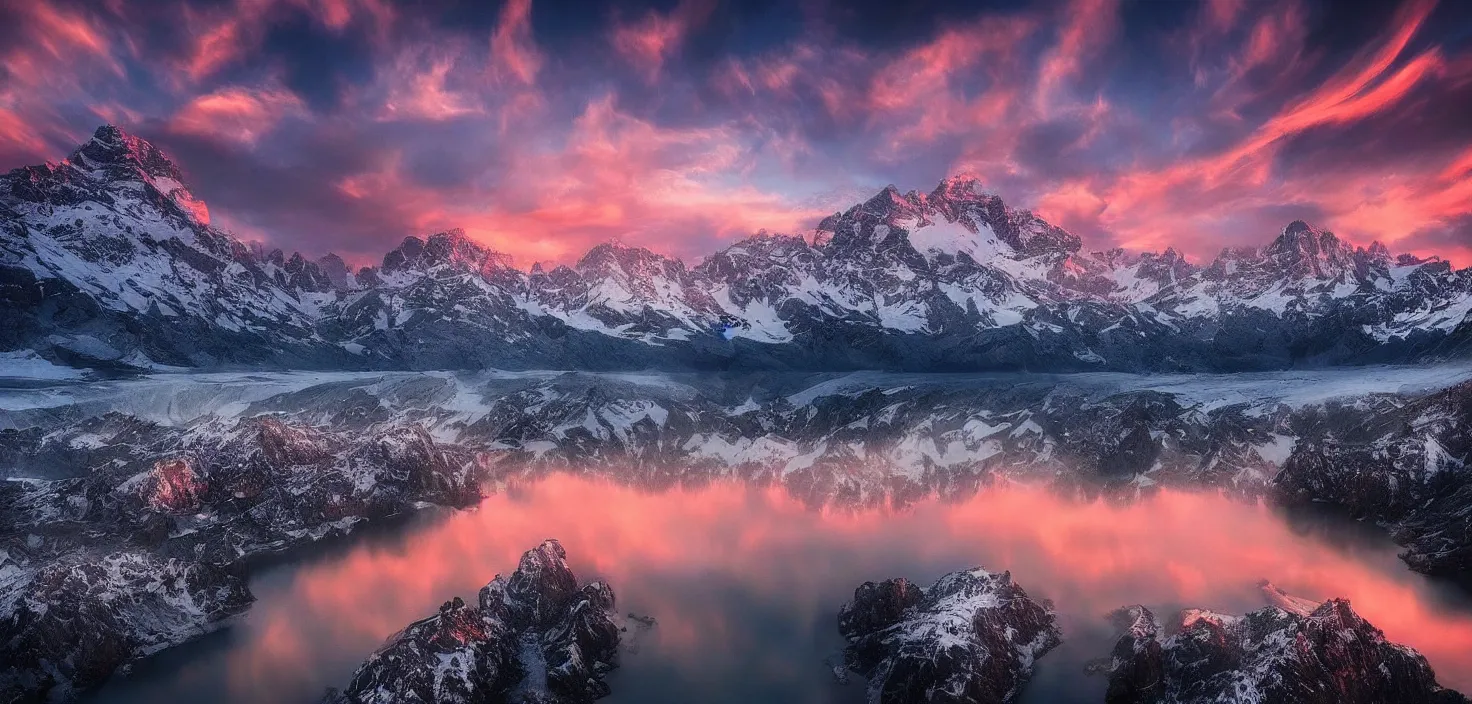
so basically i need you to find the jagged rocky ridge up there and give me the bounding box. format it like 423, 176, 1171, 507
321, 539, 622, 704
1274, 381, 1472, 576
6, 126, 1472, 373
836, 567, 1061, 704
1097, 582, 1469, 704
0, 411, 488, 702
0, 550, 251, 703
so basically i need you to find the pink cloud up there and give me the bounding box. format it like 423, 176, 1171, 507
1023, 0, 1462, 261
177, 7, 250, 82
0, 108, 47, 156
325, 93, 825, 264
173, 0, 397, 85
488, 0, 543, 86
2, 0, 1469, 271
374, 45, 485, 122
25, 3, 118, 66
1, 2, 124, 95
170, 86, 306, 144
1035, 0, 1119, 115
609, 0, 712, 82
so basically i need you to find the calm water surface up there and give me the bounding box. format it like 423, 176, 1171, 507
95, 476, 1472, 703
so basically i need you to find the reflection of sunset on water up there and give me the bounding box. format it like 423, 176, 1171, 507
103, 475, 1472, 702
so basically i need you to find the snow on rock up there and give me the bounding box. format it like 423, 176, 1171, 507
3, 365, 1472, 700
0, 350, 84, 380
8, 129, 1472, 373
1274, 379, 1472, 575
323, 539, 624, 704
1098, 583, 1469, 704
0, 408, 502, 700
837, 567, 1061, 704
0, 551, 252, 702
117, 457, 208, 514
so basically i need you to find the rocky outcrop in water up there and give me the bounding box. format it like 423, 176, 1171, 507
836, 568, 1061, 703
323, 539, 621, 704
1098, 583, 1470, 704
0, 550, 252, 703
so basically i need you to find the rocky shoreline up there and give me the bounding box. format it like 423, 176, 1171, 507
0, 416, 488, 702
0, 550, 252, 702
6, 368, 1472, 574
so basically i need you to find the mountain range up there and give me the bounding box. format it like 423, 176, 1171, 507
4, 125, 1472, 373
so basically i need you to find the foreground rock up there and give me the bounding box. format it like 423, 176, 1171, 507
323, 539, 621, 704
0, 550, 252, 703
837, 568, 1060, 703
1098, 582, 1469, 704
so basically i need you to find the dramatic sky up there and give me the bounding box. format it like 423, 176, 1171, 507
2, 0, 1471, 267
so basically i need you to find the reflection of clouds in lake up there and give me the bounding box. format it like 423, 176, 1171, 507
104, 475, 1472, 702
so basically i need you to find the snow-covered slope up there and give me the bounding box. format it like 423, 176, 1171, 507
6, 125, 1472, 372
837, 567, 1060, 704
0, 126, 351, 368
1101, 584, 1468, 704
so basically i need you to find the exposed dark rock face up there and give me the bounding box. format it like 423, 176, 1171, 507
323, 539, 621, 704
1095, 606, 1165, 704
1274, 381, 1472, 575
837, 568, 1061, 704
0, 550, 252, 703
1099, 584, 1470, 704
1395, 481, 1472, 575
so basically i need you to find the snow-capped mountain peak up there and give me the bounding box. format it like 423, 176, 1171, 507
5, 125, 1472, 372
381, 228, 513, 277
69, 124, 210, 227
1261, 220, 1358, 280
73, 125, 183, 182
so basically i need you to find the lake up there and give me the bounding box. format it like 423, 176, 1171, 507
93, 474, 1472, 703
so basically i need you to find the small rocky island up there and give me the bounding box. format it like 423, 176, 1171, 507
322, 539, 624, 704
1098, 582, 1470, 704
836, 567, 1062, 703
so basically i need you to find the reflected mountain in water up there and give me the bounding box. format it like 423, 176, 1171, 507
2, 367, 1472, 702
90, 476, 1472, 703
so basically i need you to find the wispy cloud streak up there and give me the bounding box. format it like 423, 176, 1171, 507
0, 0, 1468, 266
